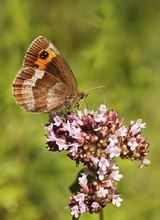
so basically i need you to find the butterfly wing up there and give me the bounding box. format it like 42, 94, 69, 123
13, 67, 68, 113
23, 36, 78, 94
13, 36, 80, 113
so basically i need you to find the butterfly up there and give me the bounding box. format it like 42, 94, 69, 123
12, 36, 86, 113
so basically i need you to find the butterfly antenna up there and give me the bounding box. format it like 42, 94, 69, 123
85, 85, 105, 93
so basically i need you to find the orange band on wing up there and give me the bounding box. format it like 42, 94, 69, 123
34, 49, 56, 70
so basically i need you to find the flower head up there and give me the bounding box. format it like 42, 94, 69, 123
45, 104, 150, 218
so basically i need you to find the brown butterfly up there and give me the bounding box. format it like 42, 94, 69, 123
12, 36, 86, 113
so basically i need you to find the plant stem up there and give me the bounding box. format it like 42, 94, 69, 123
99, 209, 104, 220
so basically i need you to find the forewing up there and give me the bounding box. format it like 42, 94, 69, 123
23, 36, 77, 94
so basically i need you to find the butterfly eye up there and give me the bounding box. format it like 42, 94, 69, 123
39, 50, 49, 59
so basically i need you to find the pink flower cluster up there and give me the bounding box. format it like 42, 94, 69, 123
44, 105, 150, 218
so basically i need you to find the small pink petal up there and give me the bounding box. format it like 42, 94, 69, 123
96, 187, 108, 198
70, 205, 79, 218
139, 158, 150, 168
112, 195, 123, 207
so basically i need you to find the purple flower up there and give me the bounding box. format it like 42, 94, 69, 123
91, 202, 100, 212
44, 104, 150, 218
109, 135, 118, 147
112, 195, 123, 207
130, 119, 146, 135
99, 104, 107, 113
78, 173, 88, 191
96, 187, 108, 198
109, 170, 123, 181
139, 158, 151, 168
128, 137, 138, 151
53, 115, 62, 126
70, 205, 79, 218
56, 138, 68, 151
74, 193, 85, 205
106, 146, 121, 158
116, 125, 127, 137
98, 157, 110, 171
97, 167, 107, 181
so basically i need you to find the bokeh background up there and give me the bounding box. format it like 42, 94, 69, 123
0, 0, 159, 219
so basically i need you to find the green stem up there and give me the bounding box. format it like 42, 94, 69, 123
99, 209, 104, 220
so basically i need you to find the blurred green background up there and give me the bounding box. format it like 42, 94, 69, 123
0, 0, 159, 219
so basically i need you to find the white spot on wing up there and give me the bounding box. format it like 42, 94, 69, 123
22, 70, 44, 111
23, 70, 44, 87
47, 43, 60, 54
